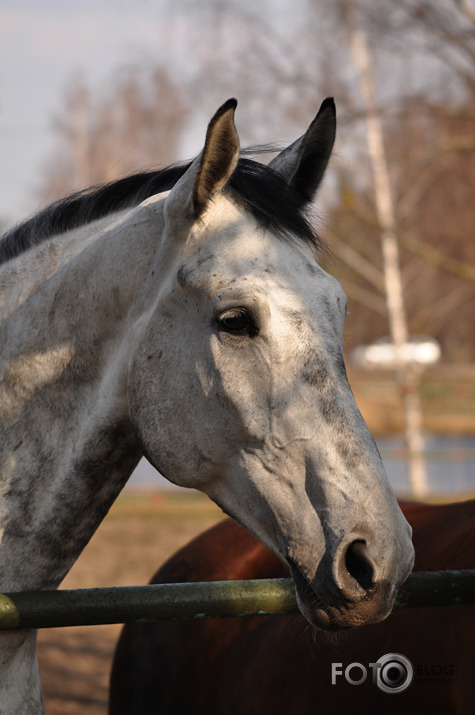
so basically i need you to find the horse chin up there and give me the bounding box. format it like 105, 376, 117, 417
296, 591, 395, 632
289, 561, 396, 631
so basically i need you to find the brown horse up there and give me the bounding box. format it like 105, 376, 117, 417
109, 500, 475, 714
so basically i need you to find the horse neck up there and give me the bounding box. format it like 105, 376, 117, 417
0, 201, 165, 591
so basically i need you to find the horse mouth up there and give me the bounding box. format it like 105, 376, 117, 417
287, 558, 395, 631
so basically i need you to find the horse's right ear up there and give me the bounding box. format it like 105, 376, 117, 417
165, 99, 240, 228
269, 98, 336, 203
193, 99, 240, 216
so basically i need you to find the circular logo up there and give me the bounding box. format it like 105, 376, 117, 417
375, 653, 413, 694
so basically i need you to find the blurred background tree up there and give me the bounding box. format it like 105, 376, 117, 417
38, 68, 189, 203
37, 0, 475, 363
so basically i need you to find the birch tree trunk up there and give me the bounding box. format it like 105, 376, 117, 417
344, 4, 429, 497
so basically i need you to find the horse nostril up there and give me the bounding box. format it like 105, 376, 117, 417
344, 540, 374, 593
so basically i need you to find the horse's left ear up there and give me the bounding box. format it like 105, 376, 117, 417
269, 98, 336, 202
164, 99, 240, 225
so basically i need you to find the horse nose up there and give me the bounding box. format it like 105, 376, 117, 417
289, 524, 414, 629
335, 539, 376, 599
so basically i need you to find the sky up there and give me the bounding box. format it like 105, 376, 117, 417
0, 0, 193, 228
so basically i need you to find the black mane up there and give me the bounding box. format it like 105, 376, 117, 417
0, 155, 323, 265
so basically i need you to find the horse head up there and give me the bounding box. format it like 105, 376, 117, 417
128, 98, 414, 630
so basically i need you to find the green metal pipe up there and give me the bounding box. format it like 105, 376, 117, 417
0, 570, 473, 631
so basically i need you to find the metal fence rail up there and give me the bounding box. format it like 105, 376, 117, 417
0, 569, 474, 631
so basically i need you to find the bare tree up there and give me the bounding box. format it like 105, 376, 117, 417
38, 68, 189, 203
329, 99, 475, 362
341, 1, 429, 495
38, 0, 475, 365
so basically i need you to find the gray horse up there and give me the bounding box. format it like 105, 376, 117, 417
0, 98, 414, 713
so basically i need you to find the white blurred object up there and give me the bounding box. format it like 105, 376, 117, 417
351, 336, 441, 368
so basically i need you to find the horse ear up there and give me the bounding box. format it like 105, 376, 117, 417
193, 98, 240, 216
269, 98, 336, 202
164, 99, 240, 226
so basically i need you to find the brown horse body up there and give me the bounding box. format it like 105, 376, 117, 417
109, 500, 475, 714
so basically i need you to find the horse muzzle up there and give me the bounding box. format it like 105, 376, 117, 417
287, 534, 414, 630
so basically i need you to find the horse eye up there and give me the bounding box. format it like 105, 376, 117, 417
217, 308, 258, 337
